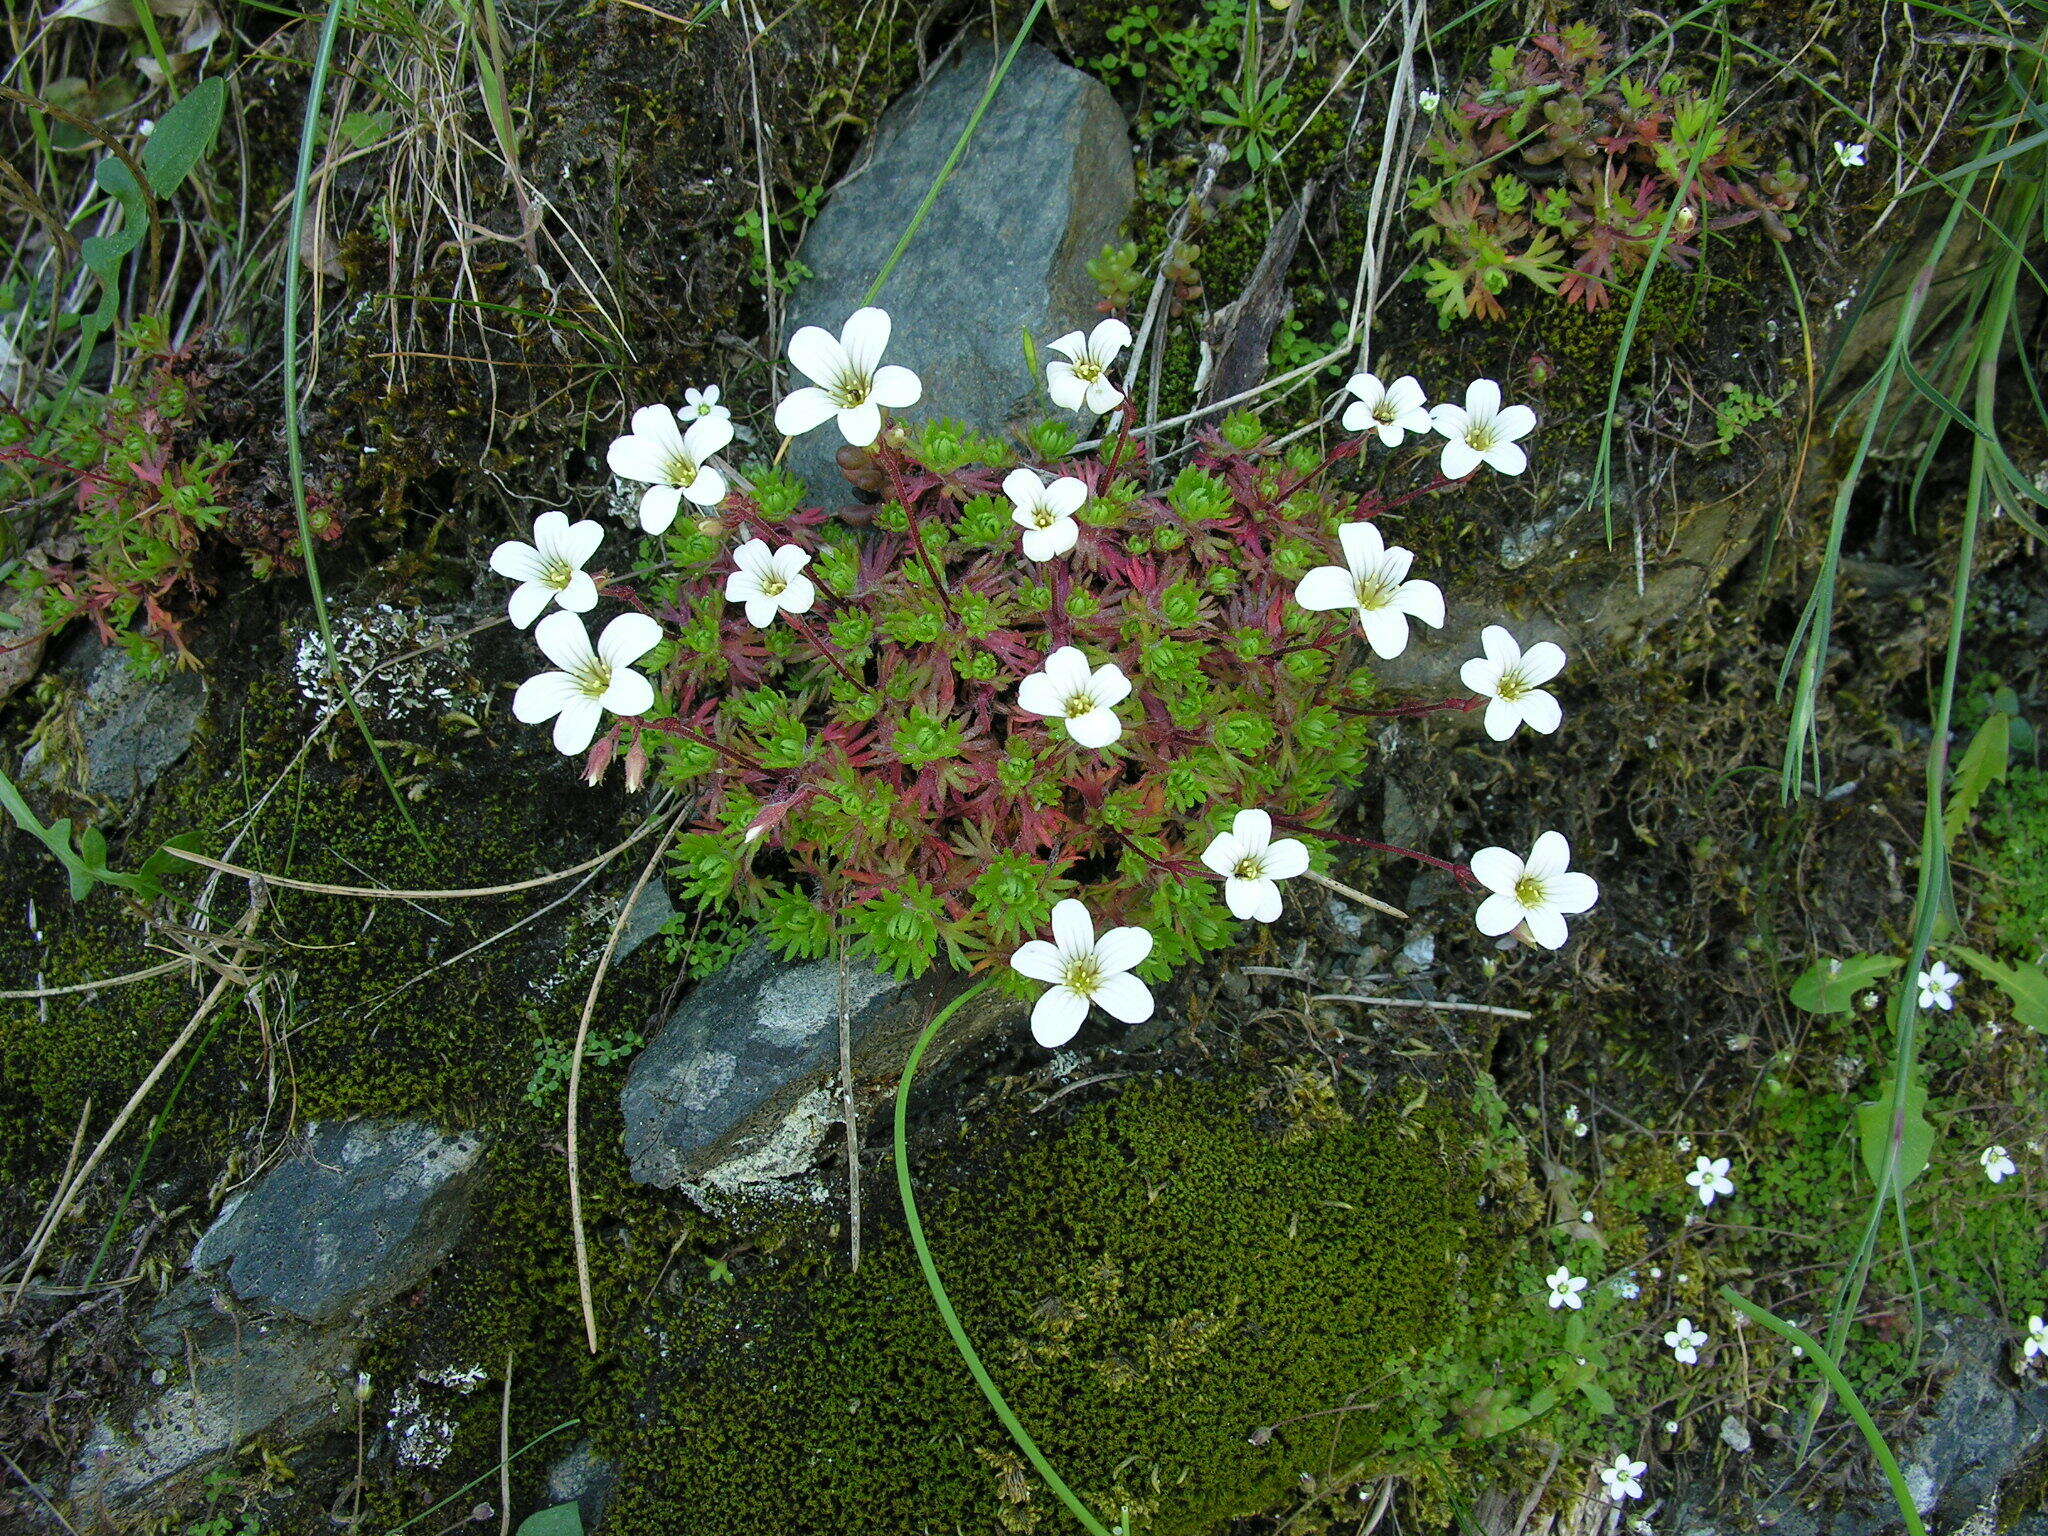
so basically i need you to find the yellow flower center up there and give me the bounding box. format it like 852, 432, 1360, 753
1513, 873, 1547, 909
1061, 956, 1103, 996
573, 660, 614, 701
1353, 573, 1398, 611
1032, 506, 1058, 528
1496, 666, 1529, 702
1063, 692, 1098, 720
830, 366, 875, 409
1373, 399, 1399, 423
1072, 358, 1104, 384
540, 554, 575, 591
665, 452, 700, 488
760, 573, 788, 598
1465, 422, 1497, 451
1232, 854, 1265, 880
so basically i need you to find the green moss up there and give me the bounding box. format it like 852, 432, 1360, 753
1982, 764, 2048, 957
589, 1075, 1491, 1535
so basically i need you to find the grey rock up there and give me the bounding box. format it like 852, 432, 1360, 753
621, 944, 908, 1188
21, 634, 205, 803
613, 880, 675, 964
190, 1120, 486, 1325
70, 1279, 361, 1518
783, 42, 1135, 500
545, 1439, 619, 1529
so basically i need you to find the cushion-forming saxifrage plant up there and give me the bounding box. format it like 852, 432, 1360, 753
1409, 21, 1807, 321
491, 310, 1600, 1015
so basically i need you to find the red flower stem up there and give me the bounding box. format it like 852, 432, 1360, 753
1351, 696, 1487, 719
1268, 436, 1363, 504
1273, 819, 1476, 887
634, 717, 767, 773
1379, 472, 1460, 511
876, 439, 960, 627
784, 611, 872, 696
1103, 395, 1138, 478
1050, 563, 1072, 649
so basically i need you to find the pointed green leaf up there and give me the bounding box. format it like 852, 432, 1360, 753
1951, 946, 2048, 1033
140, 76, 226, 194
1789, 953, 1901, 1014
516, 1504, 585, 1536
1855, 1077, 1934, 1192
1944, 712, 2008, 845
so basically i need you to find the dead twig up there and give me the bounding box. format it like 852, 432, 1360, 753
1312, 993, 1535, 1021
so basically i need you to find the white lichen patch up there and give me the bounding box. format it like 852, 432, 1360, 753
291, 604, 488, 723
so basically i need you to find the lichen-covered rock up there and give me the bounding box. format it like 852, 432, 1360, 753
783, 41, 1135, 499
619, 943, 907, 1188
69, 1281, 361, 1523
190, 1120, 486, 1324
20, 634, 205, 803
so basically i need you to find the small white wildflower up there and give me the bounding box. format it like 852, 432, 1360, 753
1470, 832, 1600, 950
1545, 1266, 1588, 1310
1677, 1136, 1692, 1152
723, 539, 816, 628
682, 385, 730, 425
1982, 1145, 2018, 1184
1005, 468, 1088, 561
1341, 372, 1432, 447
1987, 1020, 2004, 1037
1612, 1274, 1641, 1300
1664, 1420, 1679, 1435
1460, 625, 1566, 741
1017, 645, 1130, 750
1649, 1267, 1662, 1279
513, 611, 661, 756
1833, 140, 1869, 168
1292, 519, 1444, 659
1045, 318, 1131, 415
1917, 961, 1960, 1011
1580, 1209, 1595, 1224
607, 404, 735, 532
1664, 1318, 1708, 1364
775, 306, 923, 447
1686, 1155, 1735, 1206
1417, 88, 1442, 113
2026, 1315, 2048, 1360
1792, 1344, 1805, 1357
1429, 378, 1536, 479
488, 511, 603, 629
1598, 1454, 1646, 1501
1009, 899, 1155, 1047
1199, 809, 1311, 923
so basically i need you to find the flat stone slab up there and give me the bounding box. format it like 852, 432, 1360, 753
190, 1120, 485, 1325
620, 943, 910, 1188
783, 41, 1134, 498
21, 635, 205, 802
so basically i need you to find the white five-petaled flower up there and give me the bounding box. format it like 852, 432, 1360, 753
513, 610, 662, 756
1686, 1155, 1735, 1206
1664, 1318, 1708, 1365
1598, 1455, 1646, 1502
1918, 961, 1961, 1011
1005, 468, 1088, 561
1046, 317, 1132, 416
2026, 1316, 2048, 1360
1417, 88, 1442, 113
1460, 625, 1566, 741
1199, 809, 1311, 923
723, 539, 816, 629
1982, 1145, 2018, 1184
1834, 140, 1869, 168
682, 385, 730, 426
774, 306, 923, 447
1470, 831, 1599, 950
1341, 372, 1433, 446
606, 404, 735, 533
1429, 378, 1537, 479
1545, 1266, 1588, 1310
1293, 520, 1445, 659
1009, 899, 1154, 1047
488, 511, 603, 629
1017, 645, 1130, 749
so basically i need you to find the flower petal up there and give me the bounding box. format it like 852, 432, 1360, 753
1066, 706, 1122, 748
1461, 655, 1504, 697
639, 483, 683, 533
1335, 520, 1385, 572
1358, 605, 1412, 658
1475, 891, 1525, 937
552, 696, 604, 755
1089, 663, 1131, 709
1523, 907, 1569, 950
1493, 403, 1536, 442
560, 518, 605, 568
490, 540, 545, 582
1293, 565, 1355, 612
1468, 846, 1523, 894
1046, 330, 1086, 362
683, 414, 735, 462
1092, 924, 1153, 974
1226, 877, 1281, 922
1016, 673, 1064, 718
598, 611, 663, 668
1439, 438, 1482, 480
1341, 400, 1373, 434
1043, 476, 1088, 516
1483, 439, 1528, 476
1464, 378, 1502, 419
1050, 899, 1095, 956
775, 386, 839, 437
1084, 376, 1125, 415
839, 306, 891, 375
1011, 940, 1065, 983
1519, 689, 1561, 735
556, 570, 599, 613
1547, 870, 1599, 914
836, 401, 882, 447
870, 364, 922, 409
600, 667, 654, 717
1527, 830, 1572, 879
785, 325, 846, 389
1518, 640, 1566, 685
1482, 696, 1521, 741
778, 573, 817, 615
1230, 808, 1273, 850
507, 580, 554, 630
513, 670, 577, 723
1089, 317, 1133, 359
1042, 646, 1092, 693
682, 465, 728, 509
1262, 837, 1309, 880
606, 434, 668, 484
1031, 985, 1089, 1047
1429, 404, 1469, 438
1090, 970, 1153, 1024
1003, 467, 1045, 507
533, 610, 594, 672
1199, 833, 1242, 877
1045, 361, 1086, 410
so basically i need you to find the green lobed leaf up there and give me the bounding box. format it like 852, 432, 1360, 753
1950, 946, 2048, 1033
1789, 953, 1901, 1014
1855, 1077, 1935, 1193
